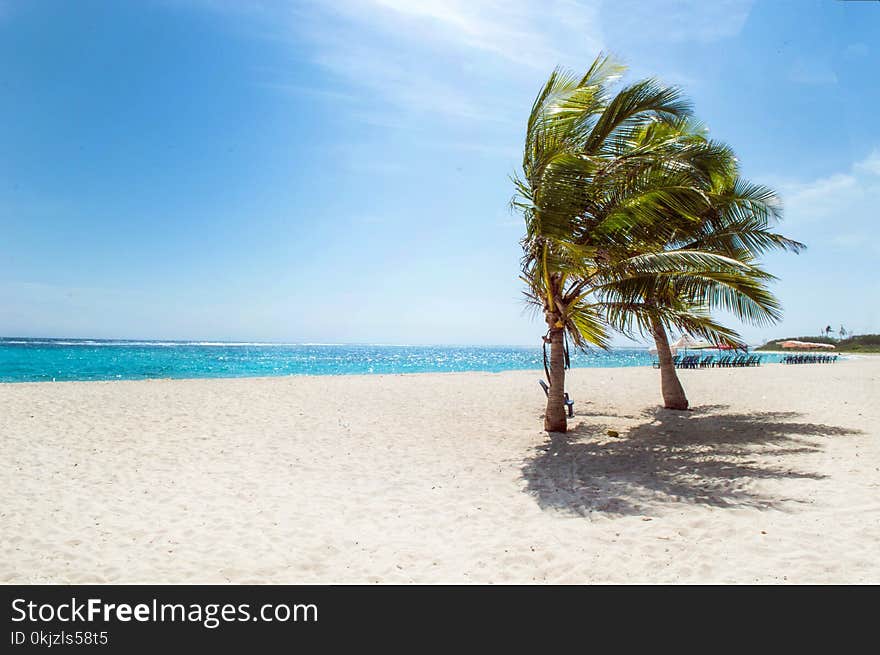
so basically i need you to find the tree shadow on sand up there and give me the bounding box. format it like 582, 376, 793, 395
522, 405, 862, 517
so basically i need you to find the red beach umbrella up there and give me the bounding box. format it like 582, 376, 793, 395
781, 340, 835, 350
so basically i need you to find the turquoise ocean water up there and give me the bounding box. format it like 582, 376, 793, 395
0, 338, 785, 383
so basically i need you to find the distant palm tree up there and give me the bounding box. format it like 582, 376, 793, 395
514, 55, 694, 431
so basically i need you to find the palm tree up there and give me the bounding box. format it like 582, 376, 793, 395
595, 121, 804, 409
514, 55, 694, 431
515, 56, 804, 426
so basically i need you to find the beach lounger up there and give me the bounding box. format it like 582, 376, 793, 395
783, 353, 838, 364
652, 354, 680, 369
538, 379, 574, 417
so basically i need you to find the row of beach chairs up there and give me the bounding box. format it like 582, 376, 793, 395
652, 354, 762, 369
782, 354, 838, 364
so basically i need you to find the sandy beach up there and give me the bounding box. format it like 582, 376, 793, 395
2, 358, 878, 584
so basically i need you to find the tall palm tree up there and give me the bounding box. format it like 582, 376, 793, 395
514, 55, 695, 432
516, 59, 805, 426
596, 121, 805, 409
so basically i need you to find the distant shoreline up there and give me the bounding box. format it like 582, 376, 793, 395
0, 342, 660, 383
0, 340, 843, 383
0, 337, 592, 349
1, 357, 853, 386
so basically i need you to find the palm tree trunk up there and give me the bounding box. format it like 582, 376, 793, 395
651, 318, 689, 410
544, 327, 568, 432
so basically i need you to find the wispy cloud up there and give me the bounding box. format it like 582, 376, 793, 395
778, 149, 880, 253
317, 0, 604, 69
601, 0, 754, 45
781, 173, 859, 222
175, 1, 605, 127
285, 0, 606, 127
190, 0, 758, 131
854, 150, 880, 176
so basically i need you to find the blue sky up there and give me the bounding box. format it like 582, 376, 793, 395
1, 0, 878, 345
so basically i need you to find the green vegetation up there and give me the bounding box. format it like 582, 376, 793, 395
758, 334, 880, 353
514, 54, 802, 430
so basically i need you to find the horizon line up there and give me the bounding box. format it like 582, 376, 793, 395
0, 335, 661, 349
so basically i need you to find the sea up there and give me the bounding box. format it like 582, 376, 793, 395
0, 338, 786, 383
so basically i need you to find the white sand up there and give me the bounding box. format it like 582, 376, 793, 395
2, 358, 878, 584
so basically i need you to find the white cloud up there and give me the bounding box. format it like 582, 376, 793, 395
778, 149, 880, 251
854, 149, 880, 176
187, 0, 757, 130
358, 0, 595, 68
600, 0, 753, 45
781, 173, 860, 223
831, 233, 880, 254
281, 0, 606, 128
730, 150, 880, 341
319, 0, 603, 70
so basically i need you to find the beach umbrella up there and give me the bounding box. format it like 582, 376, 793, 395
781, 340, 835, 350
671, 335, 712, 352
672, 335, 698, 350
714, 343, 749, 353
